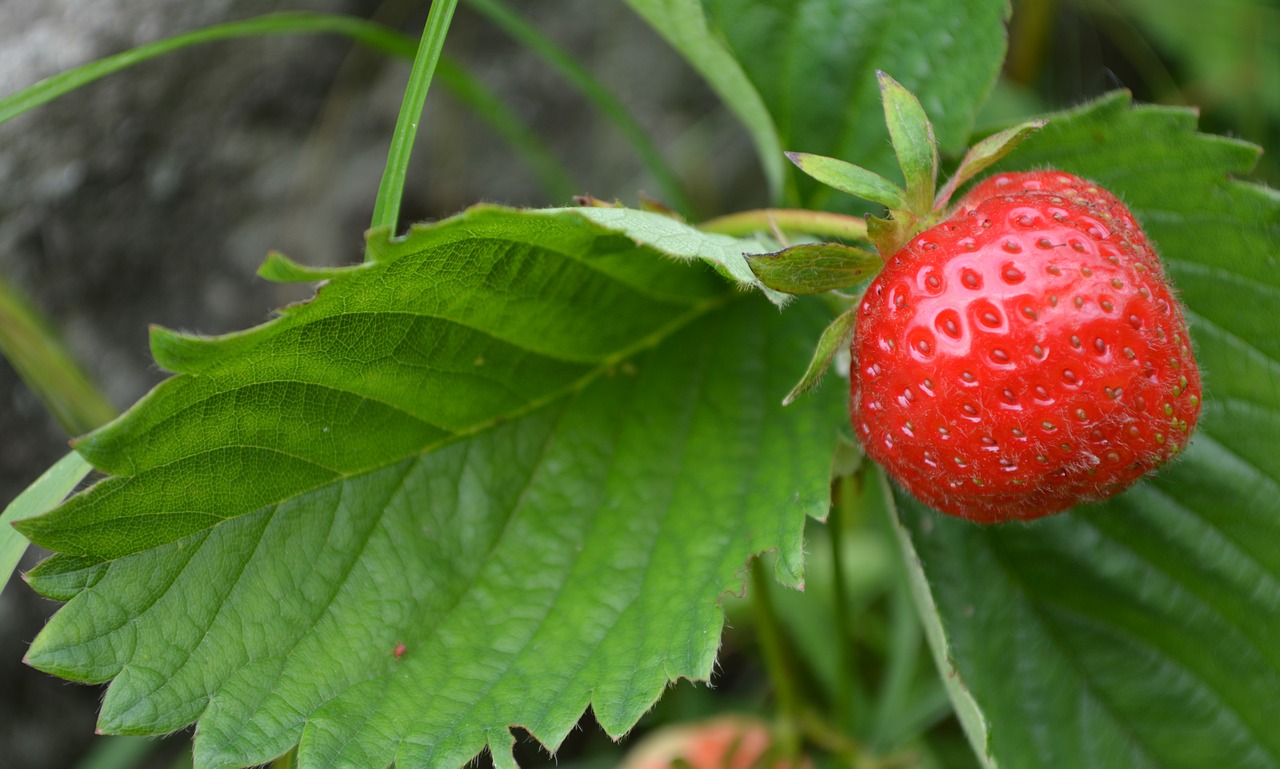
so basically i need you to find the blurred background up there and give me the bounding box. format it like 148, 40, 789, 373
0, 1, 1275, 767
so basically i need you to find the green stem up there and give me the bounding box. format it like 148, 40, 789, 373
0, 276, 116, 435
700, 209, 868, 242
748, 558, 803, 759
828, 476, 863, 732
370, 0, 460, 233
0, 13, 420, 126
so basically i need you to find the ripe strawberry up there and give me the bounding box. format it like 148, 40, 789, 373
850, 171, 1200, 522
619, 717, 808, 769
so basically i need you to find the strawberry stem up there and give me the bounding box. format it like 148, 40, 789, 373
700, 209, 868, 242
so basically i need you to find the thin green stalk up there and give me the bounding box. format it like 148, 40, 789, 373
370, 0, 460, 233
0, 276, 116, 435
72, 736, 158, 769
463, 0, 694, 217
1, 451, 92, 598
700, 209, 869, 242
0, 13, 418, 126
828, 477, 863, 733
0, 11, 576, 203
748, 558, 803, 760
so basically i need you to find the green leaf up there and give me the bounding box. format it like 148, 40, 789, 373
564, 206, 790, 304
781, 306, 859, 407
897, 93, 1280, 769
623, 0, 786, 202
703, 0, 1009, 205
17, 206, 845, 769
865, 213, 919, 259
785, 153, 908, 211
748, 243, 878, 295
877, 72, 938, 215
1, 451, 93, 597
933, 119, 1047, 210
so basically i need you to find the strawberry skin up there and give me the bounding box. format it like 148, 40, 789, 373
851, 172, 1200, 522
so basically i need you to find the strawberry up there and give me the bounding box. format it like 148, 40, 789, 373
773, 74, 1200, 522
619, 717, 808, 769
850, 172, 1200, 521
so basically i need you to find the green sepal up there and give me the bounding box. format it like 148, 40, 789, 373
866, 213, 919, 259
934, 119, 1048, 210
782, 305, 859, 406
785, 152, 908, 211
747, 243, 879, 295
877, 71, 938, 216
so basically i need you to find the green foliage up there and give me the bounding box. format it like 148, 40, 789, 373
0, 451, 92, 595
0, 13, 418, 127
624, 0, 787, 201
933, 119, 1046, 209
703, 0, 1010, 206
5, 3, 1280, 769
747, 243, 878, 296
0, 276, 116, 436
370, 0, 458, 232
786, 153, 907, 211
18, 208, 845, 768
877, 72, 938, 215
894, 92, 1280, 769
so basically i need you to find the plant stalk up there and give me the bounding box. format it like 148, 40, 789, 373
748, 558, 804, 760
370, 0, 460, 234
700, 209, 868, 242
0, 276, 116, 435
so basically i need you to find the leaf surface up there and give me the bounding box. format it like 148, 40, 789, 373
703, 0, 1009, 202
895, 92, 1280, 769
17, 206, 845, 769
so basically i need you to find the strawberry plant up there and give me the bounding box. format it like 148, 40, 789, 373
1, 2, 1278, 769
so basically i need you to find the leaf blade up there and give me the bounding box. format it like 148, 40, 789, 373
20, 208, 845, 769
703, 0, 1010, 208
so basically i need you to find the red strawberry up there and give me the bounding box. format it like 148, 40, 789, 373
619, 717, 809, 769
850, 171, 1200, 522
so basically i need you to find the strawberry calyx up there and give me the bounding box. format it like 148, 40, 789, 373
788, 72, 1046, 261
765, 74, 1047, 408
